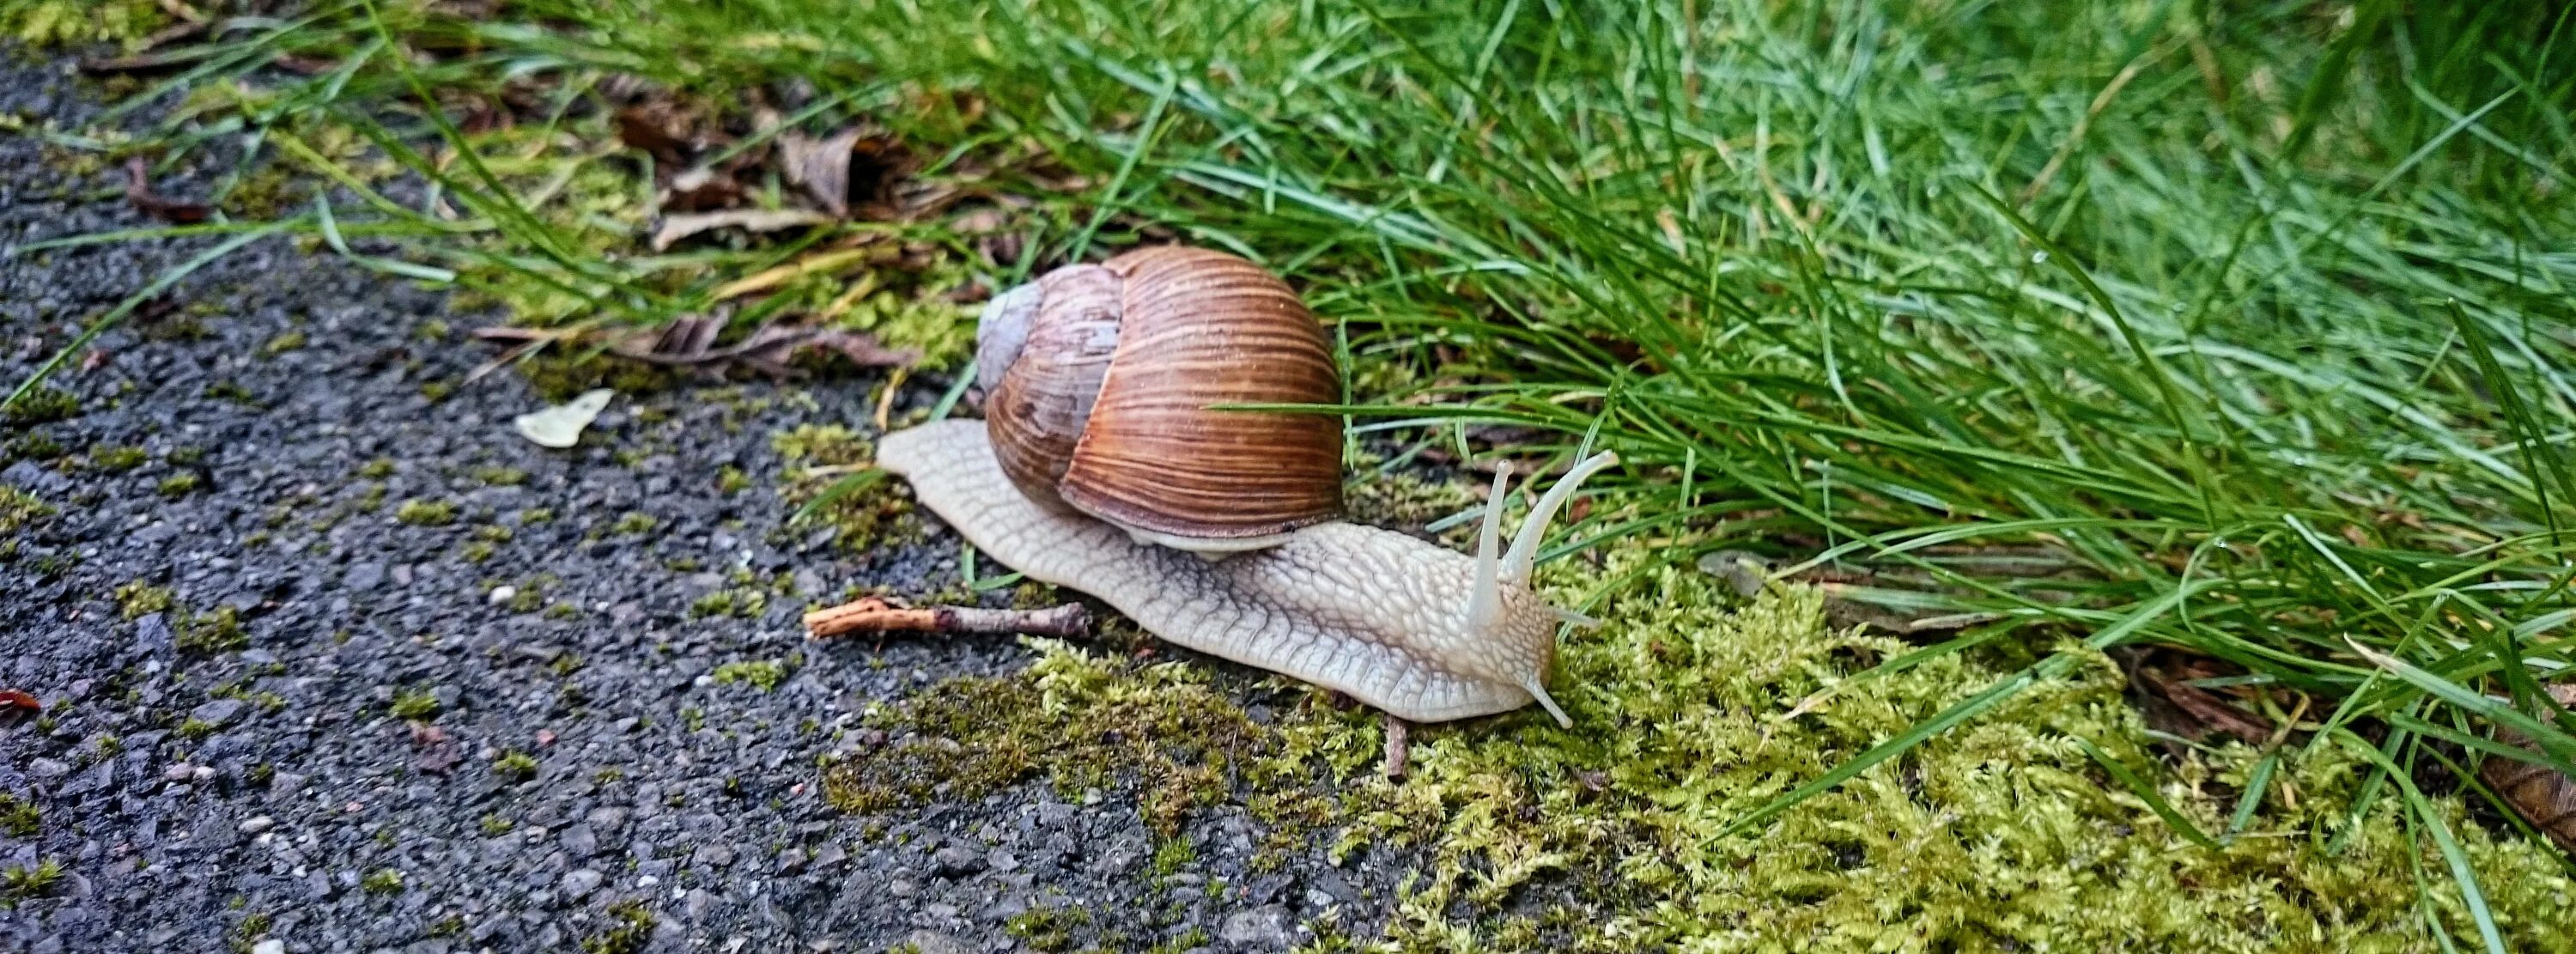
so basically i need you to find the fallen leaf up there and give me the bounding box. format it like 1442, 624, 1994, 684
2484, 684, 2576, 854
476, 319, 915, 380
2117, 646, 2277, 747
513, 389, 616, 449
657, 166, 743, 214
125, 156, 211, 223
780, 127, 911, 219
616, 104, 691, 161
0, 690, 40, 713
649, 209, 832, 252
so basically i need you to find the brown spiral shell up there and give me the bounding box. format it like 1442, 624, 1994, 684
974, 246, 1343, 553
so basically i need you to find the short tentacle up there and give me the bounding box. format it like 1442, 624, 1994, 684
1522, 678, 1574, 728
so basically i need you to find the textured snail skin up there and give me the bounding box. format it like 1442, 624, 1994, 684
878, 419, 1563, 723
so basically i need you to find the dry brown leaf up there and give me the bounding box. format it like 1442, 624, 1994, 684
657, 166, 743, 214
2117, 647, 2278, 747
0, 689, 40, 714
125, 156, 211, 223
648, 209, 832, 252
474, 318, 916, 380
780, 127, 911, 219
616, 102, 699, 162
2484, 684, 2576, 854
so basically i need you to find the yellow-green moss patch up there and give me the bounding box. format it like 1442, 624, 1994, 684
0, 485, 52, 535
841, 556, 2576, 951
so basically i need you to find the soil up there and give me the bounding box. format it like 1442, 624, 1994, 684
1, 53, 1400, 954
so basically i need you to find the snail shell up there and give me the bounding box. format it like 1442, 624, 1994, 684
975, 246, 1343, 554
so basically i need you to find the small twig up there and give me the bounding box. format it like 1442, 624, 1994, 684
804, 597, 1091, 640
1382, 713, 1411, 781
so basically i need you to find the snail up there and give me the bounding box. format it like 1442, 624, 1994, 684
875, 246, 1616, 775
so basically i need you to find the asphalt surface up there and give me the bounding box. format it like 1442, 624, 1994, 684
1, 54, 1400, 954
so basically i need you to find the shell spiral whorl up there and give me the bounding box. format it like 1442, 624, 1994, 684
975, 246, 1344, 554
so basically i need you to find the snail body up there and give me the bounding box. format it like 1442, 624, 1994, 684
878, 419, 1610, 725
881, 246, 1613, 729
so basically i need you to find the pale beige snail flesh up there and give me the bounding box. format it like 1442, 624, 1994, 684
878, 418, 1614, 726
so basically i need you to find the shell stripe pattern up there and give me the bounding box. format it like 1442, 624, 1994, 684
1058, 246, 1344, 541
878, 419, 1540, 723
984, 264, 1122, 511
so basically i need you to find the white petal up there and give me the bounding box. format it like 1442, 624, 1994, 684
513, 388, 615, 449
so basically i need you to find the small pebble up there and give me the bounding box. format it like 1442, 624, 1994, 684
239, 816, 274, 835
487, 585, 517, 605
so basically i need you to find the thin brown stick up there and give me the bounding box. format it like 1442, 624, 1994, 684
1382, 713, 1411, 781
803, 597, 1091, 640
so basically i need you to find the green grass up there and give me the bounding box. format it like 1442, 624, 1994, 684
7, 0, 2575, 948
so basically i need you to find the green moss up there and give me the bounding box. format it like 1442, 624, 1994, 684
459, 541, 497, 563
90, 446, 148, 473
234, 911, 273, 951
1148, 837, 1194, 876
479, 814, 514, 836
519, 353, 675, 404
0, 793, 37, 837
167, 447, 204, 466
259, 331, 307, 356
825, 635, 1323, 834
611, 512, 657, 536
177, 719, 216, 740
359, 868, 403, 895
217, 164, 313, 222
204, 380, 258, 405
358, 458, 396, 479
519, 507, 556, 526
470, 465, 526, 487
3, 0, 167, 49
395, 499, 458, 526
835, 562, 2576, 951
690, 588, 768, 619
155, 472, 201, 498
1343, 468, 1479, 533
7, 433, 65, 463
771, 424, 871, 465
1005, 905, 1093, 951
114, 580, 173, 619
3, 387, 77, 426
582, 899, 656, 954
390, 688, 440, 721
0, 858, 64, 908
176, 605, 246, 654
0, 485, 52, 535
494, 750, 538, 781
716, 465, 752, 495
827, 283, 977, 370
711, 659, 789, 692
